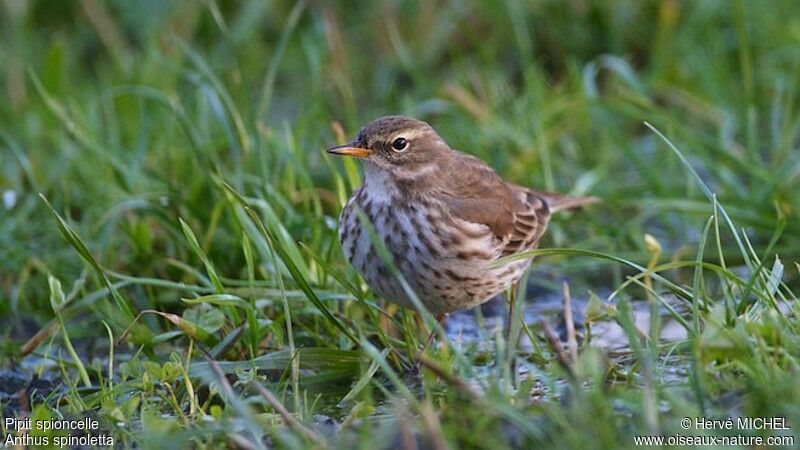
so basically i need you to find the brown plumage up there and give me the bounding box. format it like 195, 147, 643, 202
328, 116, 597, 315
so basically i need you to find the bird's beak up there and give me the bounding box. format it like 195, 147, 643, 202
326, 143, 373, 158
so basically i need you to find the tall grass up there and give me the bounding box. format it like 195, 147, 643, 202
1, 1, 799, 448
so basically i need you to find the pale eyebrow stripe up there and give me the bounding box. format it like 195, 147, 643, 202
392, 129, 426, 141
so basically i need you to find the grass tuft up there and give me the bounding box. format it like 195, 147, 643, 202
1, 2, 799, 448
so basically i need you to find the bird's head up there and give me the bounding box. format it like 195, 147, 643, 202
327, 116, 448, 180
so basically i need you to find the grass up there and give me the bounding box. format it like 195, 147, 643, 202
1, 0, 800, 448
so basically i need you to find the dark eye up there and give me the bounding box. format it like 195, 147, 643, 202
392, 137, 408, 151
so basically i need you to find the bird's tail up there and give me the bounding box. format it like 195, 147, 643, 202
537, 191, 601, 213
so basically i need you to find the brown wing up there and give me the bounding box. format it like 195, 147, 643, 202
436, 152, 551, 255
500, 188, 551, 256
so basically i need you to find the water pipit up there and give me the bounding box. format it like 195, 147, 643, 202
328, 116, 597, 338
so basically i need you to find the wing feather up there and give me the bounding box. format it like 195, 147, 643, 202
434, 152, 552, 256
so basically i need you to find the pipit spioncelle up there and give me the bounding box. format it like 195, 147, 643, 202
328, 115, 597, 339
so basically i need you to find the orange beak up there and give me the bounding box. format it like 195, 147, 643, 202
326, 143, 373, 158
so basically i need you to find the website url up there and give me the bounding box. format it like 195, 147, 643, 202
633, 434, 794, 447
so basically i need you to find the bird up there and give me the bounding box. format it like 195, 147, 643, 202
327, 115, 597, 338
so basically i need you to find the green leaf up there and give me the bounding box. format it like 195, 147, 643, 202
584, 290, 615, 323
48, 273, 66, 312
645, 122, 755, 273
183, 304, 225, 335
189, 348, 362, 379
339, 348, 388, 405
179, 218, 224, 293
181, 294, 247, 307
216, 178, 358, 345
764, 256, 784, 298
39, 194, 136, 321
122, 310, 217, 345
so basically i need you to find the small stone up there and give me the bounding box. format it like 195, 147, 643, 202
312, 414, 339, 434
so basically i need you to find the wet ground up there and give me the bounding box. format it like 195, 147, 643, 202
0, 284, 692, 426
0, 369, 63, 417
446, 287, 689, 352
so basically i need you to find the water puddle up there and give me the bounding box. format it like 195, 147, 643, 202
446, 288, 689, 352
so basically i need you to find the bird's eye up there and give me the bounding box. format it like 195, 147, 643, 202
392, 137, 408, 151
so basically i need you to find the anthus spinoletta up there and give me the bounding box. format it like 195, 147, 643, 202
328, 116, 597, 332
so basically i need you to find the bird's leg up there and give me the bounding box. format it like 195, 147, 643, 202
415, 313, 446, 368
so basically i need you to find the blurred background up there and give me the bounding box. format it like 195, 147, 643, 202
1, 1, 799, 447
2, 0, 800, 327
4, 1, 799, 309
